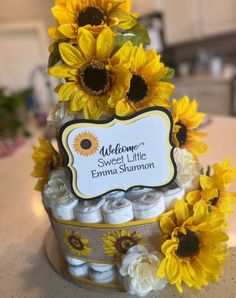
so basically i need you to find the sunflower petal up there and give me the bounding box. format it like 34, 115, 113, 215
58, 23, 77, 39
115, 99, 135, 116
59, 43, 85, 67
48, 64, 77, 78
192, 200, 208, 225
58, 82, 77, 101
77, 28, 96, 59
175, 200, 189, 226
96, 28, 114, 60
160, 216, 176, 234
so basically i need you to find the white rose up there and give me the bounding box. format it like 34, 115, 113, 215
119, 245, 167, 297
43, 169, 74, 207
174, 148, 201, 192
47, 102, 75, 128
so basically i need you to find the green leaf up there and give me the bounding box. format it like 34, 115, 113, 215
113, 34, 140, 53
128, 22, 150, 46
113, 22, 150, 53
162, 68, 175, 82
48, 42, 61, 68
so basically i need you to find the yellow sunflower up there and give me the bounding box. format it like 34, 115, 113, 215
73, 132, 99, 156
187, 159, 236, 215
48, 0, 137, 42
63, 230, 92, 256
103, 230, 145, 260
48, 27, 130, 119
31, 138, 61, 192
108, 43, 175, 116
172, 96, 208, 158
157, 200, 228, 293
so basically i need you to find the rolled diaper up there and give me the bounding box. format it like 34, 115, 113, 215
68, 263, 89, 277
103, 191, 125, 200
89, 268, 117, 283
132, 192, 165, 219
51, 198, 78, 220
162, 186, 185, 210
74, 198, 105, 223
125, 187, 154, 200
89, 263, 115, 272
102, 198, 134, 224
66, 256, 86, 266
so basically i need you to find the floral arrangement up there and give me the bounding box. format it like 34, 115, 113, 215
31, 0, 236, 296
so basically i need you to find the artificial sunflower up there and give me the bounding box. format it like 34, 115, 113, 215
31, 138, 61, 192
48, 0, 137, 42
73, 132, 99, 156
108, 43, 175, 116
187, 159, 236, 215
103, 230, 145, 260
48, 27, 130, 119
172, 96, 208, 158
157, 200, 228, 293
63, 230, 92, 256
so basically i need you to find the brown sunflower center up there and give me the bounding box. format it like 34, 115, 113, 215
176, 230, 200, 258
126, 74, 149, 103
115, 236, 137, 254
69, 235, 84, 251
78, 6, 105, 27
176, 121, 187, 145
80, 139, 92, 150
211, 193, 220, 206
79, 60, 112, 96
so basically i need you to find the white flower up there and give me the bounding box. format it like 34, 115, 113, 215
119, 245, 167, 297
47, 102, 75, 128
43, 169, 75, 207
174, 148, 201, 192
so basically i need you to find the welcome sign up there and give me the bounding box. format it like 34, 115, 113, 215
60, 107, 176, 200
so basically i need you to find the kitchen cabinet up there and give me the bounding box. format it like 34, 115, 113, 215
163, 0, 200, 45
202, 0, 236, 37
132, 0, 164, 16
164, 0, 236, 45
172, 76, 233, 116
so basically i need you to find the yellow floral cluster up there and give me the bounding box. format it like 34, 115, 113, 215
158, 159, 236, 293
31, 138, 61, 191
47, 0, 209, 158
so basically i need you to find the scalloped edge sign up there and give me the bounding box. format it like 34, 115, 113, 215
60, 107, 176, 200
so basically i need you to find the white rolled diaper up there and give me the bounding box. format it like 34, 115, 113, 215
102, 198, 134, 224
132, 192, 165, 219
125, 187, 154, 200
51, 198, 78, 220
66, 256, 86, 266
162, 186, 185, 210
103, 191, 125, 200
89, 268, 117, 283
68, 263, 89, 277
74, 198, 105, 223
89, 263, 115, 272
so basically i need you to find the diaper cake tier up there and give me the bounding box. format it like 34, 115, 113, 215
32, 0, 236, 296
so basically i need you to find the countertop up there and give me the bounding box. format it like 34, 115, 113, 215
1, 115, 236, 298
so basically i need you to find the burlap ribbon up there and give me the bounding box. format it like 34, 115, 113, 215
51, 216, 162, 264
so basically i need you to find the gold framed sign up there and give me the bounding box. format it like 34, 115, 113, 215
59, 107, 176, 200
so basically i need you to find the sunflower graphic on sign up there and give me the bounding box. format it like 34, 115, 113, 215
73, 132, 99, 157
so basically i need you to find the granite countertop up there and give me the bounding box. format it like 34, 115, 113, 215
0, 115, 236, 298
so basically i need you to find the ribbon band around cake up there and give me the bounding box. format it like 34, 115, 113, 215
51, 214, 165, 264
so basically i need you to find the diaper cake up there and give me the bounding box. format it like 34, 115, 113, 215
32, 0, 236, 296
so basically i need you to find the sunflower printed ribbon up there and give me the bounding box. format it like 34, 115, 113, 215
51, 216, 161, 263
